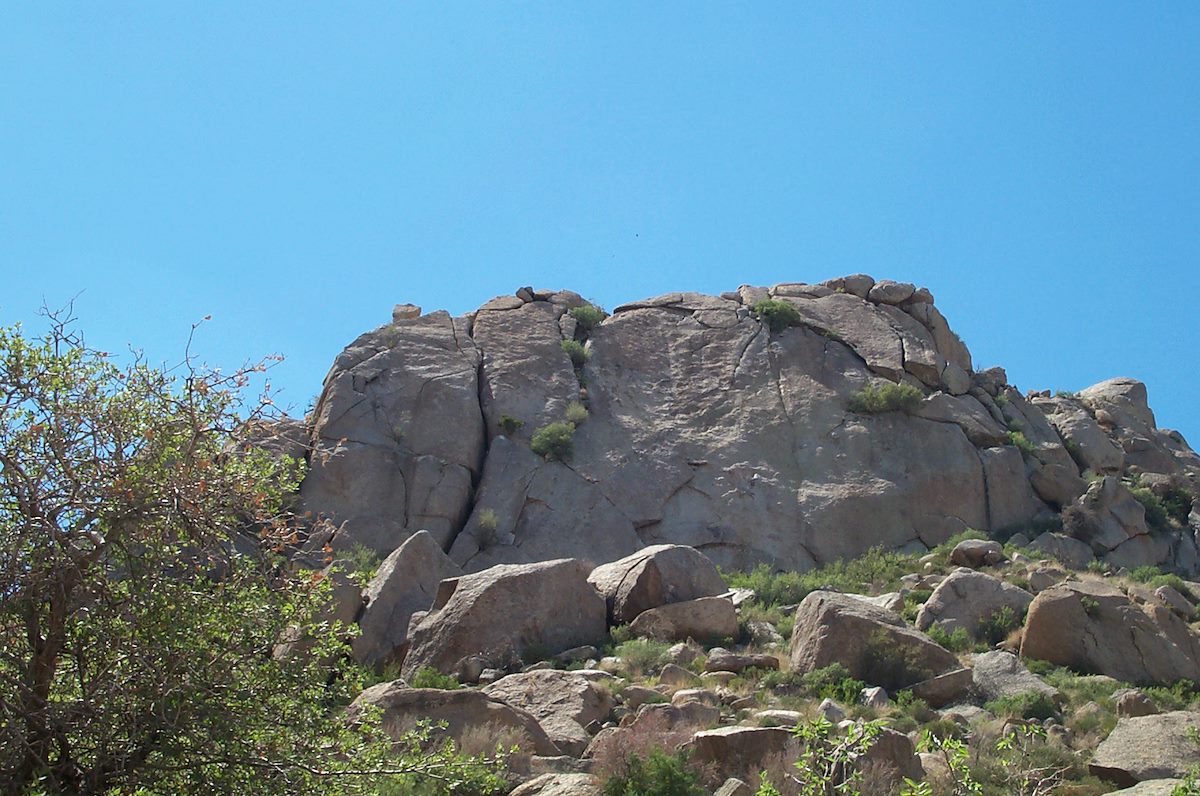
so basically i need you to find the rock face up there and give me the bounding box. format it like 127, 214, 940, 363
1020, 580, 1200, 684
790, 591, 959, 689
915, 568, 1033, 636
352, 530, 462, 668
586, 544, 728, 625
401, 559, 607, 678
349, 683, 560, 756
294, 280, 1199, 576
1089, 711, 1200, 786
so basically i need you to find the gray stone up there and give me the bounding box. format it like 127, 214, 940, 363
586, 545, 728, 625
628, 596, 738, 643
915, 568, 1032, 636
1089, 711, 1200, 786
483, 669, 615, 757
949, 539, 1007, 568
971, 650, 1059, 702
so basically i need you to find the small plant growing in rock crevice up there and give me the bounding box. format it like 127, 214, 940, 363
1006, 430, 1038, 459
847, 382, 924, 415
561, 339, 590, 367
564, 400, 589, 425
569, 304, 606, 333
497, 414, 524, 435
751, 299, 802, 333
530, 421, 576, 461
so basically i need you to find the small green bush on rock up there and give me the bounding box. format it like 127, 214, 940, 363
408, 666, 460, 690
497, 414, 524, 435
530, 421, 576, 461
561, 339, 590, 367
602, 749, 702, 796
564, 400, 589, 425
848, 382, 924, 414
751, 299, 802, 332
569, 304, 606, 332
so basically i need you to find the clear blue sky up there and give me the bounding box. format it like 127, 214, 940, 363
2, 4, 1197, 440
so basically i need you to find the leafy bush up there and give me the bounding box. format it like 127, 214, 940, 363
609, 638, 671, 677
1143, 680, 1200, 711
530, 421, 575, 460
862, 630, 933, 691
724, 547, 918, 608
928, 625, 972, 653
408, 666, 460, 690
848, 382, 925, 414
570, 304, 606, 332
565, 400, 589, 425
978, 605, 1021, 646
1006, 430, 1038, 458
751, 298, 803, 332
1128, 484, 1174, 532
561, 339, 590, 367
497, 414, 524, 435
337, 543, 385, 583
602, 749, 703, 796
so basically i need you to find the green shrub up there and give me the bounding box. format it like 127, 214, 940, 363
602, 749, 702, 796
800, 663, 867, 704
928, 625, 972, 653
569, 304, 606, 332
408, 666, 460, 690
901, 590, 933, 623
564, 400, 589, 425
1143, 680, 1200, 711
561, 339, 590, 367
1006, 430, 1038, 458
978, 605, 1021, 646
497, 414, 524, 435
984, 691, 1058, 721
723, 547, 918, 608
862, 630, 933, 691
610, 638, 671, 677
336, 543, 384, 583
847, 382, 924, 414
751, 299, 803, 332
1128, 485, 1173, 532
1162, 486, 1195, 526
1055, 390, 1078, 399
530, 421, 575, 460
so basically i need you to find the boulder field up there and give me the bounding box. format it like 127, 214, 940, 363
286, 275, 1199, 577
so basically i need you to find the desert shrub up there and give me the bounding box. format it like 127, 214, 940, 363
497, 414, 524, 435
336, 543, 385, 584
927, 625, 972, 653
564, 400, 589, 425
800, 663, 867, 704
1143, 680, 1200, 711
478, 508, 499, 533
530, 421, 575, 460
1162, 486, 1195, 525
1054, 390, 1078, 399
408, 666, 460, 690
602, 749, 703, 796
570, 304, 606, 332
751, 299, 803, 332
561, 339, 590, 367
1128, 484, 1174, 532
978, 605, 1021, 646
591, 711, 702, 790
862, 630, 932, 691
610, 638, 671, 677
983, 691, 1057, 721
1005, 430, 1038, 458
848, 382, 924, 414
901, 590, 933, 623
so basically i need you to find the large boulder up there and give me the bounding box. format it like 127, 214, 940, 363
508, 774, 601, 796
1089, 711, 1200, 786
627, 596, 738, 643
482, 670, 615, 757
1029, 532, 1094, 569
790, 591, 959, 690
914, 568, 1032, 636
349, 682, 559, 756
684, 726, 797, 784
1020, 580, 1200, 684
970, 650, 1060, 702
1063, 476, 1154, 557
586, 545, 728, 625
402, 559, 607, 678
352, 530, 462, 668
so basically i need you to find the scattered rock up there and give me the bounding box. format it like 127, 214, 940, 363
860, 686, 889, 708
1029, 532, 1095, 569
949, 538, 1007, 568
1115, 689, 1159, 718
704, 648, 780, 673
910, 668, 975, 709
508, 773, 601, 796
684, 726, 797, 784
713, 778, 754, 796
658, 663, 700, 687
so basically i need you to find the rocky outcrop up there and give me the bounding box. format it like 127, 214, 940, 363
790, 590, 959, 689
970, 650, 1060, 702
627, 596, 738, 643
1020, 580, 1200, 684
401, 559, 607, 678
293, 279, 1198, 577
1089, 711, 1200, 786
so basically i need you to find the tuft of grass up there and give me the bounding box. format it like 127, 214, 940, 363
984, 691, 1058, 721
927, 625, 972, 653
530, 421, 575, 461
723, 546, 918, 608
847, 382, 924, 414
408, 666, 460, 690
608, 638, 671, 678
751, 298, 802, 332
561, 339, 590, 367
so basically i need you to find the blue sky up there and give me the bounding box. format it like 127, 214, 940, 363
2, 4, 1197, 439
